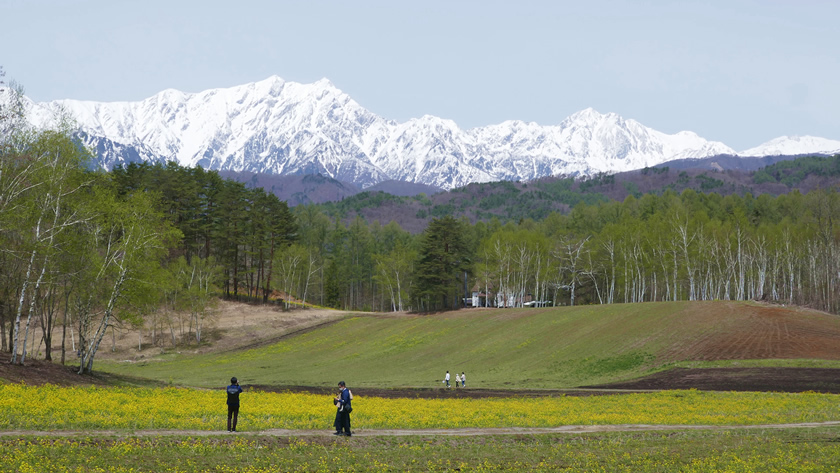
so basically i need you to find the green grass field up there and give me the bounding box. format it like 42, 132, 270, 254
96, 300, 840, 389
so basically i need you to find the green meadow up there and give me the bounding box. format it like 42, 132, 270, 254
97, 301, 840, 389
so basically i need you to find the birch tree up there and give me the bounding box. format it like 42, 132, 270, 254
374, 242, 415, 312
76, 189, 178, 374
9, 126, 93, 364
554, 236, 589, 306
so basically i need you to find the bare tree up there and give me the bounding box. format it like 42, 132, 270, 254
554, 237, 589, 306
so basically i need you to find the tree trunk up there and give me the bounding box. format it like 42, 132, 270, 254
80, 271, 125, 374
12, 227, 40, 364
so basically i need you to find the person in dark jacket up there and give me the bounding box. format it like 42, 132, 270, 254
226, 377, 243, 432
333, 380, 352, 436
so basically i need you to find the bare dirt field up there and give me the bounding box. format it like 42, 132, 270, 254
95, 300, 356, 361
658, 302, 840, 361
0, 351, 112, 386
585, 367, 840, 394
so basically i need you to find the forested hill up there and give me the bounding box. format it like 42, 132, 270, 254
313, 154, 840, 233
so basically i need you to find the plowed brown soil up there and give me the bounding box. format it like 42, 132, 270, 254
585, 367, 840, 394
659, 302, 840, 362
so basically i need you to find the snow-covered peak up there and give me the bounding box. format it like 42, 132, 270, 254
22, 76, 839, 191
312, 77, 335, 88
561, 107, 606, 127
566, 107, 602, 120
262, 74, 285, 84
739, 135, 840, 157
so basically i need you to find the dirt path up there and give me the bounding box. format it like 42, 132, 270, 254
4, 422, 840, 438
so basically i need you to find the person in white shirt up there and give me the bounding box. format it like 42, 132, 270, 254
444, 370, 450, 388
461, 372, 466, 388
455, 373, 461, 387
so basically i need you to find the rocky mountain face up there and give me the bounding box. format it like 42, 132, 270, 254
24, 76, 840, 190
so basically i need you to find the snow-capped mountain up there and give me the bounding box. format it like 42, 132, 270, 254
22, 76, 838, 190
739, 135, 840, 157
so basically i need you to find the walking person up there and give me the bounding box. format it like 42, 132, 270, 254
444, 370, 450, 388
333, 381, 353, 436
226, 377, 243, 432
455, 372, 461, 388
461, 372, 466, 388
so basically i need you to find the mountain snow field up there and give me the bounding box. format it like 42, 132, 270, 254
22, 76, 840, 190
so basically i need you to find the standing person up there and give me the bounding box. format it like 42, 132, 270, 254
444, 370, 450, 388
333, 381, 353, 436
461, 372, 466, 388
226, 377, 243, 432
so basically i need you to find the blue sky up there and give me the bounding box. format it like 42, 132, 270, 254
3, 0, 838, 150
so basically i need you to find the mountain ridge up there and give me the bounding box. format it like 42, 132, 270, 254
22, 76, 840, 190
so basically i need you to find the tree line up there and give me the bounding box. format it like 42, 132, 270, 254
119, 159, 840, 319
306, 183, 840, 316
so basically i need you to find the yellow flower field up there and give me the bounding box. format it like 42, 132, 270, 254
1, 383, 837, 431
5, 431, 839, 473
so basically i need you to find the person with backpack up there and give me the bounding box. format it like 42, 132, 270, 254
226, 376, 243, 432
333, 380, 353, 436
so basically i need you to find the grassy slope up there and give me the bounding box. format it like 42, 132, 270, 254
96, 301, 840, 389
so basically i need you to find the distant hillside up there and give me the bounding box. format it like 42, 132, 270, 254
366, 180, 443, 197
218, 171, 441, 205
309, 154, 840, 232
654, 152, 835, 172
218, 171, 360, 206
